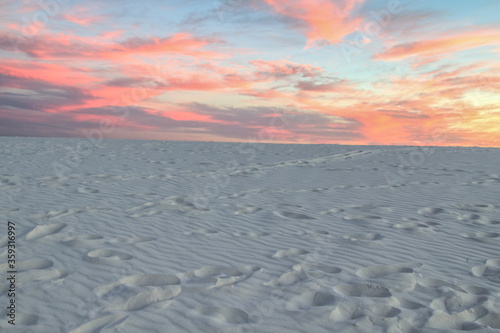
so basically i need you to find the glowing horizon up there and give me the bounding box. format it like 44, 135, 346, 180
1, 0, 499, 147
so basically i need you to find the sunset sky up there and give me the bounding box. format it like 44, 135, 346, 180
1, 0, 499, 146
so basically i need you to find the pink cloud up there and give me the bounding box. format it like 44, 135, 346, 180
264, 0, 364, 47
376, 28, 500, 61
0, 31, 231, 61
63, 14, 103, 26
250, 59, 324, 77
0, 59, 101, 87
98, 30, 125, 40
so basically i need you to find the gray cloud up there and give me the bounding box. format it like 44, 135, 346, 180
1, 100, 363, 142
0, 73, 94, 109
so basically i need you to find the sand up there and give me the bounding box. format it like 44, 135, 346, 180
0, 137, 499, 332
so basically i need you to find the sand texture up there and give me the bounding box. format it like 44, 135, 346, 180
0, 137, 499, 332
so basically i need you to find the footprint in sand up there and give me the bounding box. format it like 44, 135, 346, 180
271, 204, 302, 209
94, 274, 181, 297
0, 258, 53, 273
106, 287, 181, 311
320, 208, 344, 215
273, 211, 315, 220
64, 235, 155, 247
333, 284, 392, 297
293, 263, 342, 274
297, 230, 330, 237
31, 207, 109, 221
178, 265, 261, 288
476, 311, 500, 329
109, 236, 157, 244
405, 180, 440, 186
265, 270, 308, 287
68, 314, 129, 333
85, 249, 133, 265
17, 268, 68, 284
311, 187, 330, 192
429, 290, 487, 313
185, 228, 218, 236
0, 258, 67, 285
393, 221, 437, 232
130, 210, 162, 218
477, 219, 500, 225
417, 277, 490, 300
343, 233, 384, 242
76, 186, 99, 194
456, 213, 499, 225
35, 176, 69, 188
62, 234, 104, 247
193, 307, 250, 325
233, 231, 270, 237
218, 192, 248, 199
342, 214, 386, 226
451, 203, 497, 214
417, 207, 445, 216
472, 259, 500, 283
461, 232, 500, 242
456, 213, 482, 221
234, 206, 262, 215
91, 174, 127, 183
25, 223, 67, 241
426, 306, 494, 330
129, 195, 209, 218
350, 205, 393, 214
377, 272, 418, 293
390, 297, 425, 310
290, 263, 341, 279
356, 263, 421, 279
418, 277, 467, 292
329, 302, 400, 322
272, 248, 309, 259
0, 177, 18, 191
286, 291, 337, 311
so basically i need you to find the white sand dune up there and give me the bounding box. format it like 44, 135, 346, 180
0, 137, 499, 332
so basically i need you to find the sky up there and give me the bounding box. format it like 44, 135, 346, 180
0, 0, 499, 146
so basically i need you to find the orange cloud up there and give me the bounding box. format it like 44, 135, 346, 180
264, 0, 364, 47
376, 28, 500, 61
265, 59, 500, 146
